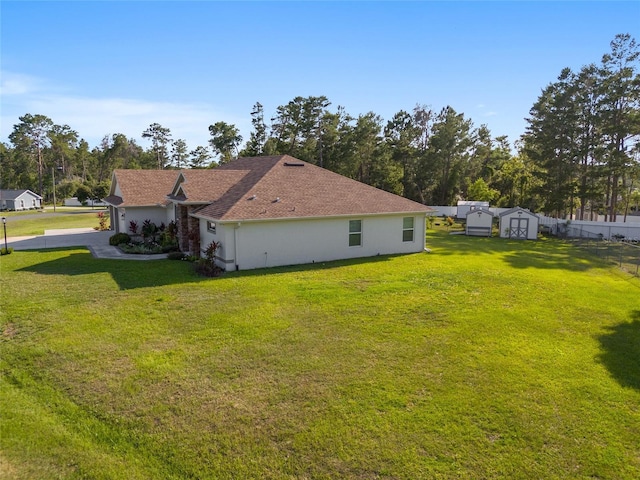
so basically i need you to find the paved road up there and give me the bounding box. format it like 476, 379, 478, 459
2, 208, 107, 222
4, 228, 167, 260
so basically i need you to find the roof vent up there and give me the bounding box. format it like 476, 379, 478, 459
284, 162, 305, 167
273, 197, 281, 203
248, 195, 256, 200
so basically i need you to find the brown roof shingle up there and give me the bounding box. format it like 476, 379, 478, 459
194, 155, 432, 221
106, 156, 433, 220
107, 169, 180, 207
170, 170, 249, 204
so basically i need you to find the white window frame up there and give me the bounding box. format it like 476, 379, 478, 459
349, 219, 362, 247
402, 217, 415, 242
207, 221, 217, 234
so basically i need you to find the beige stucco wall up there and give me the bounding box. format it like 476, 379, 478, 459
199, 214, 427, 271
116, 206, 169, 235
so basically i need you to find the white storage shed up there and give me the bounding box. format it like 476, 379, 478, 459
499, 207, 539, 240
465, 209, 494, 237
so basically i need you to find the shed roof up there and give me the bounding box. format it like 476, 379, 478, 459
498, 207, 540, 219
465, 208, 494, 217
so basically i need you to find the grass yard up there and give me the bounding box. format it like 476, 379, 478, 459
1, 230, 639, 479
1, 208, 108, 237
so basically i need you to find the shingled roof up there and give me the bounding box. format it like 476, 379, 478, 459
193, 155, 432, 221
0, 189, 42, 200
104, 170, 179, 207
169, 169, 249, 204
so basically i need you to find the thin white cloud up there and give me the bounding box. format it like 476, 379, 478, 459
1, 71, 246, 150
25, 95, 220, 147
0, 71, 44, 95
484, 111, 498, 117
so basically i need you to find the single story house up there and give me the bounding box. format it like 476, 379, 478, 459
0, 189, 42, 211
104, 155, 434, 270
499, 207, 540, 240
465, 208, 494, 237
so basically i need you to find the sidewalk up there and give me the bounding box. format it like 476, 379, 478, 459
4, 228, 167, 260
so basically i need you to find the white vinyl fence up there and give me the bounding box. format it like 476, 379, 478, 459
538, 217, 640, 241
428, 206, 640, 241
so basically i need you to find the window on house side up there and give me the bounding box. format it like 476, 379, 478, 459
402, 217, 414, 242
349, 219, 362, 247
207, 221, 216, 234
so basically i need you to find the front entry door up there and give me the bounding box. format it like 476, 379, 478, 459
509, 217, 528, 239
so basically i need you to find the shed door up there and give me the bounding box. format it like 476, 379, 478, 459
509, 217, 528, 239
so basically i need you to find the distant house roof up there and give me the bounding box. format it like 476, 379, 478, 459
0, 189, 43, 200
193, 155, 433, 221
103, 170, 179, 207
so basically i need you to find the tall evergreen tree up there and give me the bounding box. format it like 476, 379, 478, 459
188, 146, 213, 169
423, 106, 473, 205
208, 122, 242, 164
598, 33, 640, 221
8, 114, 54, 196
242, 102, 268, 156
171, 139, 188, 169
384, 110, 420, 200
142, 123, 172, 169
524, 69, 581, 217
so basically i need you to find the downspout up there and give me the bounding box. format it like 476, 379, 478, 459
234, 222, 241, 271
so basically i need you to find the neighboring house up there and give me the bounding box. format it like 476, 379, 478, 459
465, 209, 494, 237
104, 155, 434, 270
457, 200, 489, 219
0, 189, 42, 211
64, 197, 107, 207
499, 207, 540, 240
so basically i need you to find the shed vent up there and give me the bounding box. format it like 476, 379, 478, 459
284, 162, 305, 167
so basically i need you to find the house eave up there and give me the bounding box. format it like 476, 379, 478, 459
190, 210, 430, 224
171, 200, 212, 206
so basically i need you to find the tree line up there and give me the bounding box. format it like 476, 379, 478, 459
1, 34, 638, 219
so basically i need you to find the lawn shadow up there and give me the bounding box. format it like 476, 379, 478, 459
596, 310, 640, 391
16, 249, 202, 290
221, 253, 395, 278
428, 231, 606, 272
15, 248, 397, 288
501, 245, 605, 272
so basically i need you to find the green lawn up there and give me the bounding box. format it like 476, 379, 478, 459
1, 208, 108, 237
1, 230, 639, 479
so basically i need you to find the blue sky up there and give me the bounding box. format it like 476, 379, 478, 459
2, 1, 639, 152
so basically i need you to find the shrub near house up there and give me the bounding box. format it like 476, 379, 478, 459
109, 219, 178, 254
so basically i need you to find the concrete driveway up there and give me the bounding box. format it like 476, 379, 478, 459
4, 228, 167, 260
